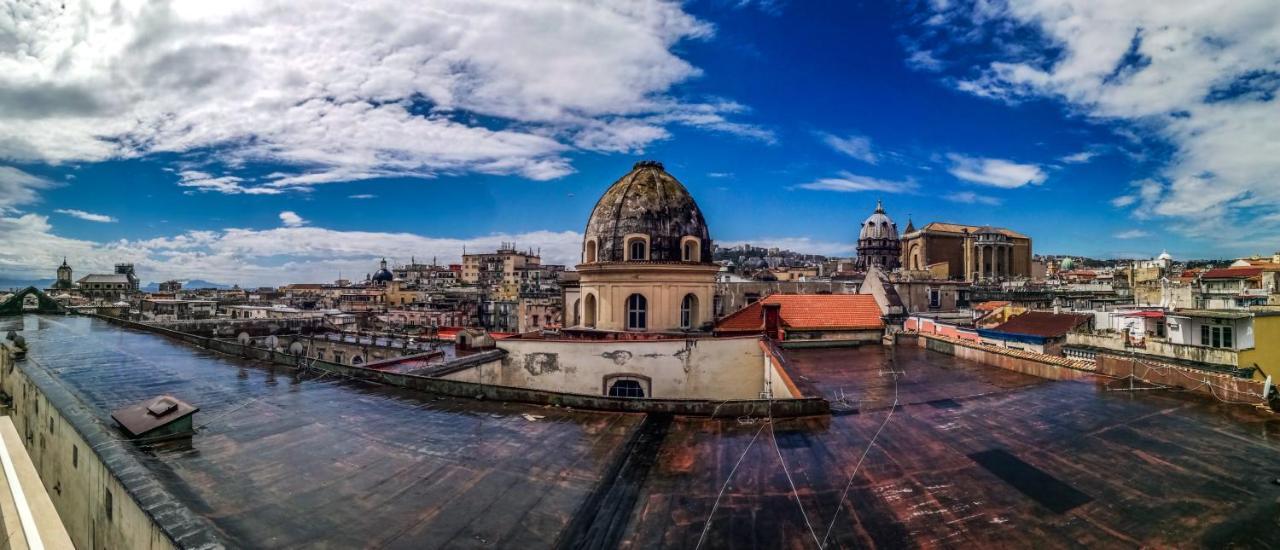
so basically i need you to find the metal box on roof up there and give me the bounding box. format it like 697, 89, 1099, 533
111, 395, 199, 441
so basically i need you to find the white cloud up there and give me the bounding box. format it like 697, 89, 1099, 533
946, 153, 1047, 188
1060, 151, 1098, 164
279, 211, 307, 228
796, 171, 917, 193
0, 166, 58, 213
1110, 194, 1138, 207
0, 212, 585, 286
905, 49, 944, 72
54, 209, 117, 223
0, 1, 765, 189
818, 132, 878, 164
944, 191, 1002, 205
922, 0, 1280, 238
348, 194, 377, 199
1114, 229, 1151, 239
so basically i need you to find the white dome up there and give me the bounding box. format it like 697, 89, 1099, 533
859, 200, 898, 240
1157, 250, 1172, 260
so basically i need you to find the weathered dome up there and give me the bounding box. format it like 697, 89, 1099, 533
858, 200, 898, 240
583, 161, 712, 263
372, 258, 394, 282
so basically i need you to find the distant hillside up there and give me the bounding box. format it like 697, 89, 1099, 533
0, 278, 53, 291
142, 280, 232, 292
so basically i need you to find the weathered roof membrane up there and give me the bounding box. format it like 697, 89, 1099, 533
4, 314, 1279, 548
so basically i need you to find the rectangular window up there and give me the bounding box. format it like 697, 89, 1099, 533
928, 288, 941, 308
1201, 325, 1210, 346
105, 489, 113, 522
1211, 327, 1222, 348
1222, 326, 1233, 348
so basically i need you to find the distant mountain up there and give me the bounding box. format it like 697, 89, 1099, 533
141, 279, 233, 292
0, 278, 53, 291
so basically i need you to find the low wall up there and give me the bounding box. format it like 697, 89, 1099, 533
909, 332, 1092, 381
1067, 332, 1240, 366
0, 341, 222, 550
452, 337, 767, 400
1095, 354, 1267, 406
94, 315, 828, 417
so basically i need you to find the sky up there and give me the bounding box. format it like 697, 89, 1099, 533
2, 0, 1279, 286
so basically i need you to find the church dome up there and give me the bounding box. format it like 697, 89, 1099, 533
858, 200, 898, 240
582, 161, 712, 264
1157, 250, 1172, 261
1060, 257, 1076, 271
371, 258, 394, 283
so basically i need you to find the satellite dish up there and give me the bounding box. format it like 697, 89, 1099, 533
237, 332, 251, 346
264, 335, 279, 350
288, 341, 305, 355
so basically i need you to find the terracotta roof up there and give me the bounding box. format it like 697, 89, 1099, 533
1201, 267, 1262, 279
918, 221, 1029, 239
973, 300, 1010, 311
715, 294, 883, 333
989, 311, 1091, 338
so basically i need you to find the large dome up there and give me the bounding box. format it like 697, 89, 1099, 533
582, 161, 712, 264
859, 200, 898, 240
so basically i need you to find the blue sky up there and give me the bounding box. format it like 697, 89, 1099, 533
2, 0, 1278, 285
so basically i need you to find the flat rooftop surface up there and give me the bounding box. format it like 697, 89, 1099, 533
4, 315, 641, 548
5, 315, 1280, 548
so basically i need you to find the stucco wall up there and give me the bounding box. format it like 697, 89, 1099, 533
447, 337, 768, 400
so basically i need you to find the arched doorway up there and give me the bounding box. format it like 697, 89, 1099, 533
584, 294, 597, 328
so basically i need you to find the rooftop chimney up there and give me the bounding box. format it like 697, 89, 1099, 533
762, 302, 782, 341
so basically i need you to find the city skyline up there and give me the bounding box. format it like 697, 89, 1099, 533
4, 1, 1280, 286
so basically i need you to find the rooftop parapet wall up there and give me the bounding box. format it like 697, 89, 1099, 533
92, 315, 827, 417
1094, 354, 1268, 407
0, 340, 223, 550
1067, 331, 1240, 367
903, 331, 1094, 381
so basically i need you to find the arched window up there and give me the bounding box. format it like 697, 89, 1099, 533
351, 356, 364, 365
680, 294, 698, 329
683, 241, 694, 261
607, 379, 645, 398
628, 238, 647, 261
573, 298, 581, 326
604, 375, 651, 398
680, 237, 701, 262
584, 294, 597, 328
585, 240, 597, 263
626, 294, 647, 330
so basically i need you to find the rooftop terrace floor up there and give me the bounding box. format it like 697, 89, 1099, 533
5, 315, 1280, 548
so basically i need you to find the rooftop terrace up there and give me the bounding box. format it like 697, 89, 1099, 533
3, 314, 1279, 548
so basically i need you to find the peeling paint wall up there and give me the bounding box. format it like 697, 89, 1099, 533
445, 337, 771, 400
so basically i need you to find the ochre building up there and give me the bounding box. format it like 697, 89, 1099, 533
900, 222, 1032, 281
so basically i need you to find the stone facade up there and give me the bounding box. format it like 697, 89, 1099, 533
900, 222, 1032, 281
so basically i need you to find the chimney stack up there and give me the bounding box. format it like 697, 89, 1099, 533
762, 302, 783, 340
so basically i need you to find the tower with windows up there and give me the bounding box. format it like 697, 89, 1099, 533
575, 161, 717, 332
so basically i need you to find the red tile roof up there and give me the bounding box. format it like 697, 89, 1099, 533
989, 311, 1092, 338
715, 294, 884, 333
973, 300, 1011, 311
1201, 267, 1262, 279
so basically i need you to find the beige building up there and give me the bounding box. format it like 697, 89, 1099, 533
461, 244, 541, 299
900, 222, 1032, 281
574, 161, 718, 332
